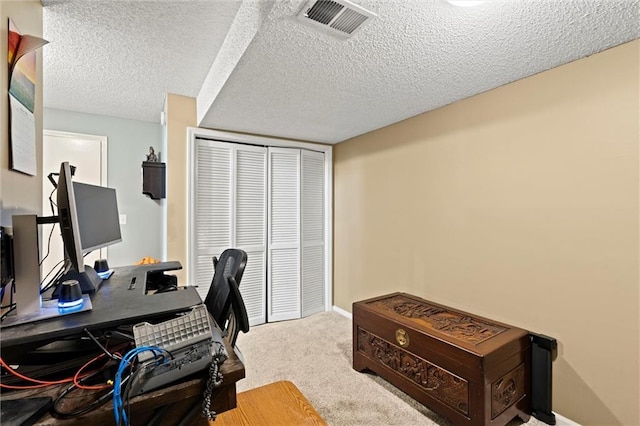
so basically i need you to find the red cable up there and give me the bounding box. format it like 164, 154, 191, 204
1, 343, 128, 390
0, 382, 50, 389
0, 357, 74, 385
73, 353, 111, 390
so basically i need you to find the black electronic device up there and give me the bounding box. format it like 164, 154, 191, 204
55, 161, 122, 295
145, 270, 178, 294
1, 397, 53, 426
530, 332, 558, 425
1, 226, 14, 288
73, 182, 122, 253
1, 226, 16, 319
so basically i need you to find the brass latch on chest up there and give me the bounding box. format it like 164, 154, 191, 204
395, 329, 410, 347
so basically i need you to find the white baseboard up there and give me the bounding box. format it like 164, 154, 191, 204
553, 412, 581, 426
332, 305, 352, 319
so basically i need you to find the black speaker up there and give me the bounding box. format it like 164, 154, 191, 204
57, 280, 83, 308
94, 259, 109, 273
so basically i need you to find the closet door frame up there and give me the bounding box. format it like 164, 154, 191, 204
187, 127, 333, 313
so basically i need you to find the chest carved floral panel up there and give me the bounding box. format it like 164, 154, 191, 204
357, 327, 469, 415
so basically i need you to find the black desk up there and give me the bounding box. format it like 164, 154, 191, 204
0, 263, 245, 425
1, 337, 246, 425
0, 263, 202, 354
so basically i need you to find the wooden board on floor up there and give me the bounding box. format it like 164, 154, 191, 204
212, 380, 326, 426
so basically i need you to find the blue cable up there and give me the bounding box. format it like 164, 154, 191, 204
113, 346, 166, 425
112, 346, 169, 426
114, 347, 163, 425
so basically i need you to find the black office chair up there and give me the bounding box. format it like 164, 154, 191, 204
203, 248, 249, 343
227, 277, 250, 347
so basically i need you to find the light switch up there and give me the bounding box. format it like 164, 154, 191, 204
119, 214, 127, 225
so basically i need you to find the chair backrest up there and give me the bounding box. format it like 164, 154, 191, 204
203, 248, 247, 331
227, 277, 250, 347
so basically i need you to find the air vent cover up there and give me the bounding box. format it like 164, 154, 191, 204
297, 0, 376, 39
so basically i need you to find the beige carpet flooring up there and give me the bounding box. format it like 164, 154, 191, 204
233, 310, 547, 426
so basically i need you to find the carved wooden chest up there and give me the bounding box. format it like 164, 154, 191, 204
353, 293, 531, 426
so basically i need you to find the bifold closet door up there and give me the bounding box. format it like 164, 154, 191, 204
267, 148, 301, 322
235, 147, 267, 326
301, 150, 325, 317
192, 139, 267, 326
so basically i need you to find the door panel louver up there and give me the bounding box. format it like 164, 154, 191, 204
195, 145, 231, 251
302, 150, 325, 317
302, 152, 324, 243
195, 254, 216, 301
268, 148, 301, 322
235, 146, 267, 325
270, 151, 299, 245
236, 150, 266, 247
269, 248, 300, 319
302, 245, 324, 316
240, 250, 266, 325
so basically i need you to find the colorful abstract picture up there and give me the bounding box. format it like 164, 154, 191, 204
8, 19, 20, 64
8, 19, 36, 113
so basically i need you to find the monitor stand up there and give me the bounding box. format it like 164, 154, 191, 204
55, 265, 103, 294
3, 215, 95, 329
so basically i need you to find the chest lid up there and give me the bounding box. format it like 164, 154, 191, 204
356, 292, 529, 358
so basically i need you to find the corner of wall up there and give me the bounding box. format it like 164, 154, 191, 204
165, 94, 197, 284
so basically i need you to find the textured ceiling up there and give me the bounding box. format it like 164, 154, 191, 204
43, 0, 640, 144
43, 0, 242, 122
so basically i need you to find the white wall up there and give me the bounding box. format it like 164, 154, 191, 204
44, 108, 163, 267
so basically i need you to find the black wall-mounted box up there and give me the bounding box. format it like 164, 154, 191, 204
142, 161, 166, 200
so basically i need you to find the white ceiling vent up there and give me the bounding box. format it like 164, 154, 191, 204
297, 0, 376, 39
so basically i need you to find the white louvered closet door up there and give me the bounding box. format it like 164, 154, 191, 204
268, 148, 301, 322
235, 146, 267, 326
192, 139, 267, 326
193, 140, 232, 302
301, 150, 325, 317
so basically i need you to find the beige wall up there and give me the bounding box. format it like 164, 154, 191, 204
1, 0, 43, 222
334, 40, 639, 425
165, 93, 196, 284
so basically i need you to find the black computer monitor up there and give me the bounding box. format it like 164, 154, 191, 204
73, 181, 122, 253
56, 162, 122, 294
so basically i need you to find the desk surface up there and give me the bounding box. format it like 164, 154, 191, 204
213, 380, 326, 426
0, 263, 202, 351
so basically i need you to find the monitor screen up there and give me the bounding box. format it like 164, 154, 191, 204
73, 182, 122, 253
